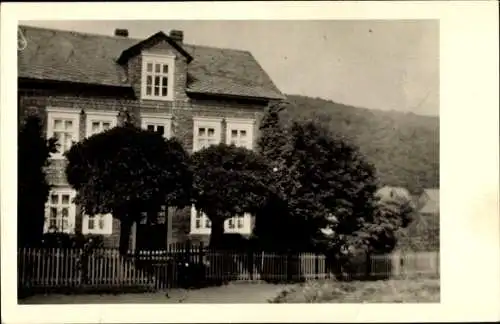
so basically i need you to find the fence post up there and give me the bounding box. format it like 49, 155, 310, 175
248, 249, 254, 281
315, 253, 320, 280
435, 251, 440, 277
199, 242, 205, 285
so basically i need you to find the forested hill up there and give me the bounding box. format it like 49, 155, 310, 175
282, 95, 439, 193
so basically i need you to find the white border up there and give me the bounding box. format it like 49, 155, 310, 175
2, 2, 500, 323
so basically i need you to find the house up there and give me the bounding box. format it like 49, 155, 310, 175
396, 188, 440, 251
375, 186, 412, 204
418, 188, 439, 216
18, 25, 284, 250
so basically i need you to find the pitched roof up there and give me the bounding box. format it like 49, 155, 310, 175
18, 25, 284, 100
116, 31, 193, 64
420, 188, 439, 214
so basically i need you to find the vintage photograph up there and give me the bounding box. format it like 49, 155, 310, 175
16, 19, 439, 304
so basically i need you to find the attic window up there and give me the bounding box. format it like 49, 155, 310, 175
141, 54, 175, 101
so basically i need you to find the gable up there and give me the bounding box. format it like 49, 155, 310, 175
420, 189, 439, 214
117, 31, 193, 65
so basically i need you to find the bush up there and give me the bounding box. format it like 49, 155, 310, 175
40, 232, 104, 249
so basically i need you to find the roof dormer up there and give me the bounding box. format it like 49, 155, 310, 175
117, 30, 193, 101
140, 52, 176, 101
116, 30, 193, 65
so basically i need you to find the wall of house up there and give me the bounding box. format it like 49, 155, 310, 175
18, 89, 267, 249
18, 35, 275, 250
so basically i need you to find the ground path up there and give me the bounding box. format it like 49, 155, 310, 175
20, 283, 295, 304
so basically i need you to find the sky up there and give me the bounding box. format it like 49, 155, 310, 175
22, 20, 439, 116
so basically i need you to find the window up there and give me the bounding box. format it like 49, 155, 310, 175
225, 118, 255, 150
191, 206, 211, 234
141, 54, 175, 101
141, 114, 172, 139
190, 208, 252, 235
85, 110, 118, 138
225, 214, 247, 232
44, 188, 76, 233
192, 117, 222, 152
195, 209, 201, 229
82, 213, 113, 235
157, 205, 167, 224
237, 215, 244, 229
46, 108, 80, 159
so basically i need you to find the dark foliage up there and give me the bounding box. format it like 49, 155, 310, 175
40, 231, 104, 249
255, 102, 415, 260
191, 144, 271, 248
65, 122, 192, 254
18, 115, 58, 248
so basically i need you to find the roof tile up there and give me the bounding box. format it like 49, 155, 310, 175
18, 25, 284, 100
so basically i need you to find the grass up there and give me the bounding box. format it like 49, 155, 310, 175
269, 278, 440, 303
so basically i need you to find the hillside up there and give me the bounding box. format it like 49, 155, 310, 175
282, 95, 439, 193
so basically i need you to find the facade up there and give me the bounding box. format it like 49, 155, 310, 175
18, 25, 284, 249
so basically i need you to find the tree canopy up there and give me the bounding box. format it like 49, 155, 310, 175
18, 115, 57, 247
65, 122, 192, 254
255, 102, 414, 257
191, 143, 270, 248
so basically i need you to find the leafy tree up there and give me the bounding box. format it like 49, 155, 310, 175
191, 144, 270, 248
65, 121, 192, 255
256, 103, 414, 259
257, 101, 288, 165
18, 115, 57, 247
343, 196, 415, 257
256, 116, 380, 253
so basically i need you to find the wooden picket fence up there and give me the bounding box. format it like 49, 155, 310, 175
18, 247, 439, 293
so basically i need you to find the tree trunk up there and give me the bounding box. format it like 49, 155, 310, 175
119, 218, 133, 256
209, 217, 225, 250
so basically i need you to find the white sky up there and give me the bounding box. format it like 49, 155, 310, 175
21, 20, 439, 116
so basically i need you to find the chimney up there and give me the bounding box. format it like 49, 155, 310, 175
114, 28, 129, 37
169, 30, 184, 43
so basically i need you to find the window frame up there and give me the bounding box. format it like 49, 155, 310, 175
141, 53, 176, 101
190, 205, 212, 235
192, 116, 223, 152
141, 113, 173, 139
85, 110, 118, 138
44, 187, 77, 234
82, 213, 113, 235
225, 118, 255, 150
46, 107, 80, 160
224, 213, 251, 233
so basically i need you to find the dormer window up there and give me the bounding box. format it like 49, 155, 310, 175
141, 54, 175, 101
